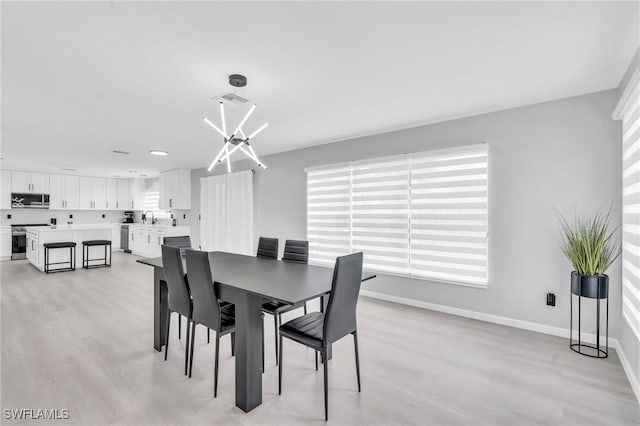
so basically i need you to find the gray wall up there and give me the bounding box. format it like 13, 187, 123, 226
187, 89, 624, 342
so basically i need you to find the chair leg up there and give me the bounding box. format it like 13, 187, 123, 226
315, 350, 318, 371
178, 315, 182, 340
262, 321, 265, 373
353, 331, 361, 392
231, 332, 235, 357
214, 333, 220, 397
184, 318, 191, 376
207, 328, 210, 344
274, 314, 279, 365
278, 334, 283, 395
304, 302, 307, 315
164, 311, 171, 361
323, 346, 329, 421
188, 321, 196, 378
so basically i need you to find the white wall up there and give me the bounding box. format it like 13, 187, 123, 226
188, 89, 623, 343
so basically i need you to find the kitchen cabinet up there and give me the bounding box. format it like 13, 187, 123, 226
128, 225, 191, 258
49, 174, 79, 210
26, 230, 39, 264
11, 171, 49, 193
0, 226, 11, 259
116, 179, 131, 210
1, 170, 11, 210
130, 178, 145, 210
105, 179, 117, 210
79, 177, 106, 210
159, 169, 191, 210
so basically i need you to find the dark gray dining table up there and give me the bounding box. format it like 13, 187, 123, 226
137, 251, 375, 413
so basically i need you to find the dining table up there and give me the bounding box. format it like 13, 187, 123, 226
137, 251, 375, 413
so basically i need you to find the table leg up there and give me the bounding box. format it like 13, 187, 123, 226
154, 266, 168, 352
319, 296, 333, 361
231, 290, 264, 412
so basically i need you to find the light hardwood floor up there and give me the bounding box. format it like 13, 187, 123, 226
1, 252, 639, 425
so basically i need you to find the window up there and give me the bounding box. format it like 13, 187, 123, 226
614, 70, 640, 340
306, 143, 489, 287
143, 190, 171, 219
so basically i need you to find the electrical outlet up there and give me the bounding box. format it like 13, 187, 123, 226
102, 214, 105, 219
69, 214, 73, 219
546, 293, 556, 306
183, 214, 186, 219
6, 214, 11, 219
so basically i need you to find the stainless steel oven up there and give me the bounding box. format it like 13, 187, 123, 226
11, 224, 48, 260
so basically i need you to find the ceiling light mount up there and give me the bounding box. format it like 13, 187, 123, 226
228, 74, 247, 87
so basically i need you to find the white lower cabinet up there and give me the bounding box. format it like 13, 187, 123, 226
128, 225, 190, 258
0, 226, 11, 259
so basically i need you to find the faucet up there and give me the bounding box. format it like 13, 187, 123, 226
144, 211, 156, 225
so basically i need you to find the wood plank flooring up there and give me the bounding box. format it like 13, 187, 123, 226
2, 252, 639, 425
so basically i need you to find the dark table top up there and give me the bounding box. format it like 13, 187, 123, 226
137, 252, 376, 305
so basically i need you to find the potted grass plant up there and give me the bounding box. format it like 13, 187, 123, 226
556, 207, 621, 299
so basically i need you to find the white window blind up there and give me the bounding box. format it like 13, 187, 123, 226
410, 145, 489, 286
306, 143, 489, 287
143, 190, 171, 219
352, 158, 410, 275
615, 70, 640, 340
307, 166, 351, 265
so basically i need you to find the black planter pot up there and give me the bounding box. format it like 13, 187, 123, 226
570, 272, 609, 359
570, 272, 608, 299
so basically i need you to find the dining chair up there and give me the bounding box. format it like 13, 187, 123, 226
163, 236, 192, 340
278, 252, 364, 421
257, 237, 278, 259
262, 240, 309, 365
161, 245, 193, 376
185, 249, 237, 397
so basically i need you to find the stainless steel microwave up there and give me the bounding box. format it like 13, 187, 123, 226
11, 193, 50, 209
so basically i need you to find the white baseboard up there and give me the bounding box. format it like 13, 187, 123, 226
360, 289, 640, 404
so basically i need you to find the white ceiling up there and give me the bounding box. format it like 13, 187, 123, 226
1, 1, 638, 178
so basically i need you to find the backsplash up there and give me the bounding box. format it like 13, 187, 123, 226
1, 209, 193, 227
1, 209, 127, 226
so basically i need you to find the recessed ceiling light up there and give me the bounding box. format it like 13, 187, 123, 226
61, 168, 77, 172
149, 150, 168, 156
112, 150, 130, 155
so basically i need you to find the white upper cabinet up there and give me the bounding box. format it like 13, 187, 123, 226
159, 169, 190, 210
11, 171, 49, 193
79, 177, 106, 210
116, 179, 131, 210
1, 170, 11, 209
130, 178, 145, 210
64, 176, 79, 210
105, 179, 117, 210
50, 174, 80, 210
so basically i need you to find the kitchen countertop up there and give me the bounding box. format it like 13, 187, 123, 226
27, 223, 123, 232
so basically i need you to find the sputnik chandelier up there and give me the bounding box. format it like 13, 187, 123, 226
202, 74, 268, 172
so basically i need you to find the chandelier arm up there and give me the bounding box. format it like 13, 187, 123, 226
247, 122, 269, 140
219, 140, 246, 162
225, 145, 231, 173
231, 104, 256, 138
203, 116, 228, 139
219, 103, 227, 137
208, 142, 230, 172
241, 144, 267, 169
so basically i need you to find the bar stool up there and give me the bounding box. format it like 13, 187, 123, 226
44, 242, 76, 273
82, 240, 112, 269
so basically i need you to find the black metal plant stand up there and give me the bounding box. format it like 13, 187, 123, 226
569, 272, 608, 358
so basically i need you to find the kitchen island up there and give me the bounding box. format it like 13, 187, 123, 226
26, 224, 119, 272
